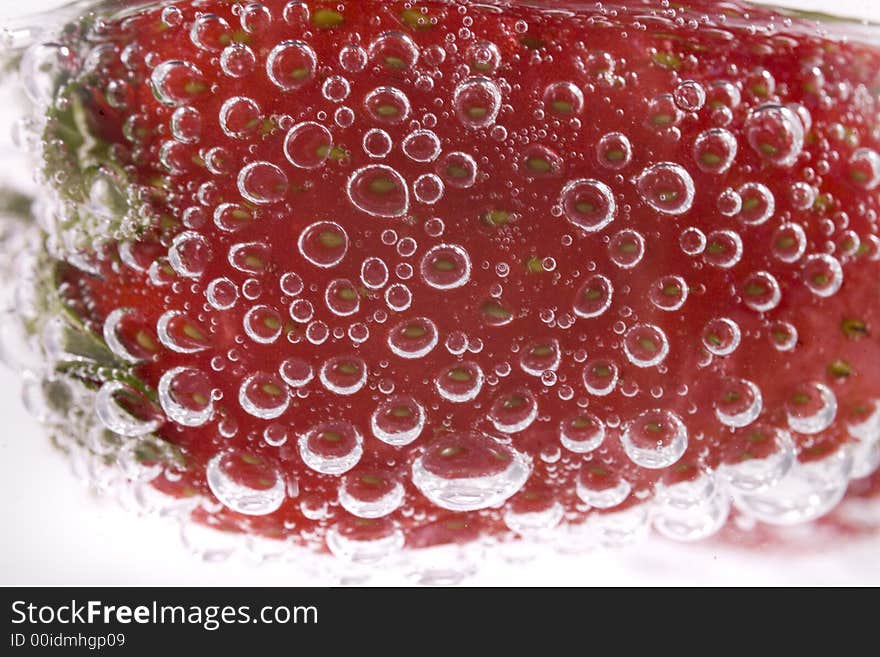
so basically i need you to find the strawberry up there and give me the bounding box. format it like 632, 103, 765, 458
9, 0, 880, 562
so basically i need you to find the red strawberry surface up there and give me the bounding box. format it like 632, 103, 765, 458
23, 0, 880, 557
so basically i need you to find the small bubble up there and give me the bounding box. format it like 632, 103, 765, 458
266, 40, 317, 91
693, 128, 737, 173
737, 182, 775, 225
703, 230, 743, 268
284, 121, 333, 169
746, 104, 804, 167
622, 410, 688, 469
453, 77, 502, 129
237, 161, 288, 204
573, 274, 613, 318
220, 43, 256, 77
206, 450, 285, 516
679, 227, 706, 255
674, 80, 706, 111
702, 317, 741, 356
402, 130, 441, 162
597, 132, 632, 170
802, 254, 843, 297
364, 86, 411, 124
636, 162, 695, 215
239, 372, 290, 419
420, 244, 471, 289
623, 324, 669, 368
608, 229, 645, 269
298, 221, 348, 267
560, 179, 616, 233
299, 422, 364, 475
322, 75, 350, 102
363, 128, 393, 158
347, 165, 409, 217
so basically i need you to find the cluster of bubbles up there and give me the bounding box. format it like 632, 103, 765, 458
0, 0, 878, 573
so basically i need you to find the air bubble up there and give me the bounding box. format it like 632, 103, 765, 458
488, 389, 538, 434
402, 130, 441, 162
693, 128, 737, 173
339, 471, 405, 518
560, 413, 605, 453
636, 162, 694, 215
168, 231, 210, 279
597, 132, 632, 170
560, 179, 616, 233
206, 450, 285, 516
454, 77, 502, 129
189, 14, 231, 52
239, 372, 289, 419
703, 230, 743, 268
848, 148, 880, 189
519, 340, 561, 376
413, 174, 444, 204
387, 318, 438, 359
438, 152, 478, 188
702, 317, 741, 356
436, 362, 484, 402
363, 129, 392, 158
347, 165, 409, 218
715, 378, 763, 428
364, 86, 411, 124
150, 61, 206, 107
786, 382, 837, 434
298, 221, 348, 267
319, 356, 367, 395
322, 75, 350, 102
679, 227, 706, 255
266, 40, 317, 91
411, 432, 530, 512
371, 396, 425, 446
673, 80, 706, 111
576, 466, 631, 509
608, 229, 645, 269
95, 381, 163, 437
385, 284, 412, 312
206, 278, 239, 309
284, 121, 333, 169
802, 254, 843, 297
622, 409, 688, 469
325, 518, 405, 564
299, 422, 363, 475
242, 305, 282, 343
583, 360, 619, 396
102, 308, 155, 362
156, 311, 208, 353
623, 324, 669, 368
649, 275, 688, 311
737, 182, 775, 225
420, 244, 471, 290
158, 367, 213, 427
361, 257, 389, 289
544, 81, 584, 115
742, 271, 781, 312
772, 223, 807, 262
237, 161, 288, 204
573, 274, 613, 318
325, 279, 360, 316
170, 106, 201, 142
369, 31, 419, 70
746, 103, 804, 167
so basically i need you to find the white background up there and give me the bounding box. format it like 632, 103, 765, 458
1, 0, 879, 585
